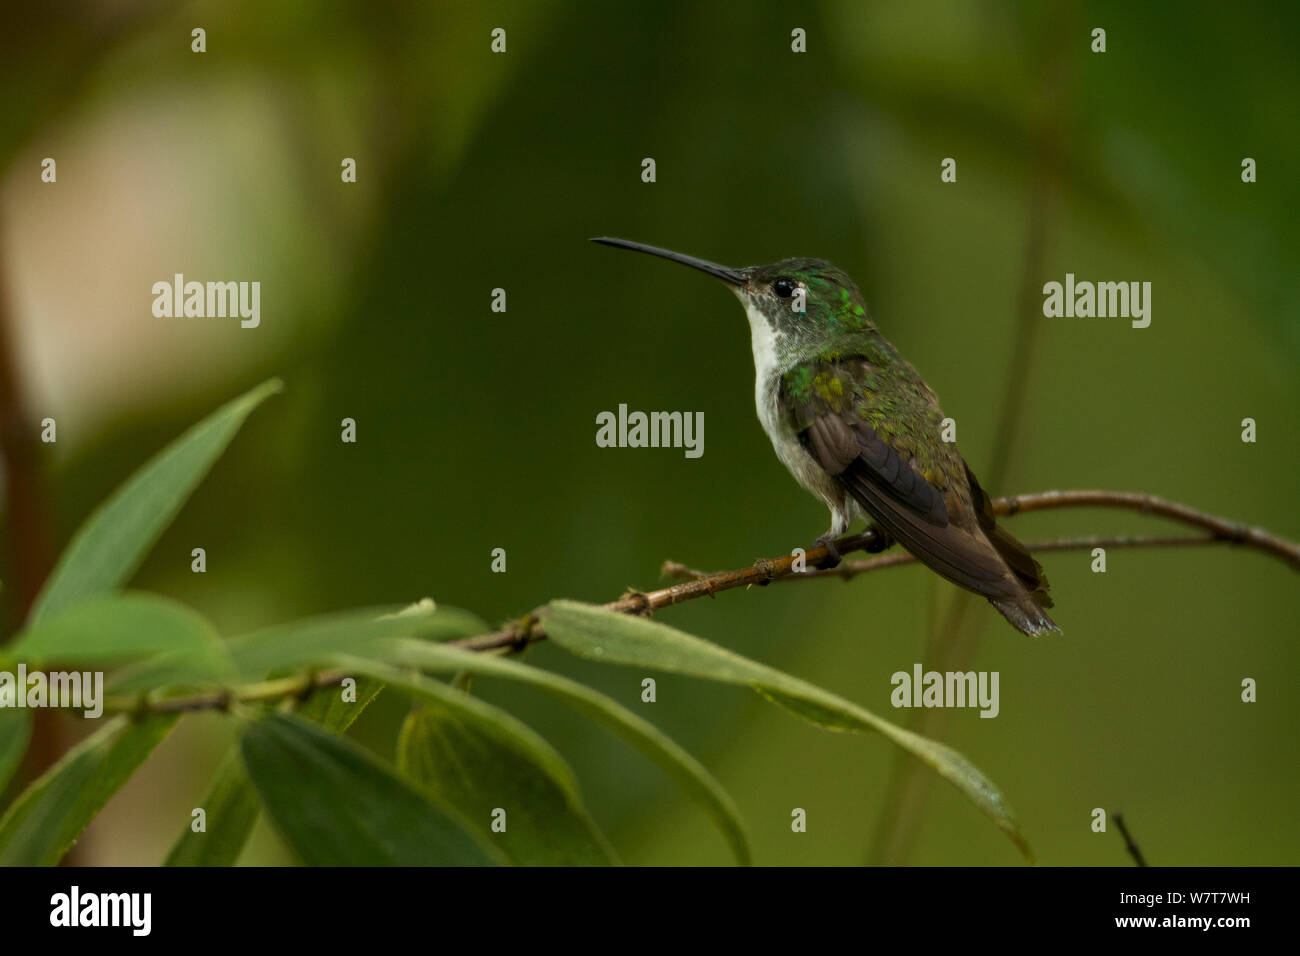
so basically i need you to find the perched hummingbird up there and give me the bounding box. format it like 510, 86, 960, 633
591, 237, 1059, 636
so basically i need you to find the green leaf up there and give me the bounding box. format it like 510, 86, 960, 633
295, 674, 386, 728
353, 661, 618, 865
540, 599, 1032, 861
0, 713, 178, 865
160, 745, 260, 867
10, 592, 226, 671
226, 603, 485, 681
378, 640, 752, 866
241, 712, 500, 866
0, 711, 32, 794
28, 379, 282, 627
162, 675, 384, 867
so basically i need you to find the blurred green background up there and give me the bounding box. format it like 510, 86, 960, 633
1, 0, 1296, 865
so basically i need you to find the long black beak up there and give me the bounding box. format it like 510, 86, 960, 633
590, 237, 747, 285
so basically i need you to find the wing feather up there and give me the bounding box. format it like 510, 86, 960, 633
783, 358, 1018, 599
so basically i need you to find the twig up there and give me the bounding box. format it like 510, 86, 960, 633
994, 490, 1300, 568
1113, 812, 1148, 867
804, 532, 1250, 579
456, 489, 1300, 653
96, 488, 1298, 716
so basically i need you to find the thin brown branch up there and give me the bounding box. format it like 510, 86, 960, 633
454, 489, 1299, 654
744, 533, 1227, 582
994, 490, 1300, 568
95, 488, 1298, 716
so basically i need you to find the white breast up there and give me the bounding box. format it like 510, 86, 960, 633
740, 298, 854, 523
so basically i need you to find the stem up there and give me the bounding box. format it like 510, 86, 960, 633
768, 533, 1229, 580
1113, 812, 1148, 867
93, 488, 1298, 716
996, 489, 1299, 568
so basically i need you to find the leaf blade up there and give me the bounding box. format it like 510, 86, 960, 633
354, 661, 618, 866
11, 592, 226, 671
161, 675, 385, 867
540, 599, 1032, 861
0, 713, 178, 865
0, 711, 32, 795
381, 640, 752, 866
240, 712, 500, 866
159, 598, 458, 867
160, 745, 260, 867
225, 603, 485, 681
29, 378, 282, 626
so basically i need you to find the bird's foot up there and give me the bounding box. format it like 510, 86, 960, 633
863, 524, 895, 554
811, 532, 842, 570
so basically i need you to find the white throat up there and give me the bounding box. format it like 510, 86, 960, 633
736, 294, 788, 452
739, 296, 785, 384
734, 292, 852, 525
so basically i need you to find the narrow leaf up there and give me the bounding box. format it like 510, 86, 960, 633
0, 711, 32, 794
10, 592, 226, 670
162, 675, 384, 867
226, 604, 485, 681
160, 745, 260, 867
241, 713, 500, 866
295, 674, 386, 728
29, 378, 282, 626
541, 599, 1032, 861
0, 713, 178, 865
354, 661, 617, 865
379, 640, 752, 866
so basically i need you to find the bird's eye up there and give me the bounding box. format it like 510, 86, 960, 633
772, 277, 797, 299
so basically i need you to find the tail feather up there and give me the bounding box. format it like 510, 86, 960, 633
963, 463, 1059, 634
987, 522, 1054, 609
991, 593, 1061, 636
967, 463, 1055, 606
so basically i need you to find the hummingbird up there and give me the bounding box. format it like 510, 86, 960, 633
591, 237, 1059, 636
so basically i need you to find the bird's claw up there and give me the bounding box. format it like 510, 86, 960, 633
812, 534, 842, 570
